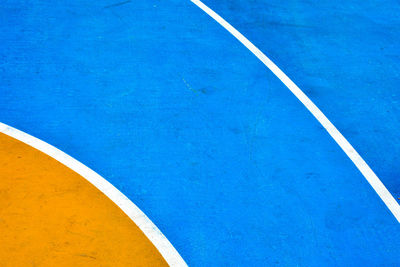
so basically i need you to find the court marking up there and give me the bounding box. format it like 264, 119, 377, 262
190, 0, 400, 223
0, 122, 187, 266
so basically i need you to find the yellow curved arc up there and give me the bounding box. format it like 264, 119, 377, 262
0, 132, 168, 266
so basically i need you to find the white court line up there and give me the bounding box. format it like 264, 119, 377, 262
0, 122, 187, 266
191, 0, 400, 223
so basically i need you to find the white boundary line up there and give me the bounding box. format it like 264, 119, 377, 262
191, 0, 400, 223
0, 122, 187, 266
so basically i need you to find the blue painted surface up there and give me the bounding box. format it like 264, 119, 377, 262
1, 0, 399, 265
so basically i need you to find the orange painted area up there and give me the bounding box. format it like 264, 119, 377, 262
0, 133, 167, 266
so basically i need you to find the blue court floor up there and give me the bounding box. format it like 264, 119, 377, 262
1, 0, 400, 265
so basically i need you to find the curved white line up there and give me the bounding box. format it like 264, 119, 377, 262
191, 0, 400, 223
0, 122, 187, 266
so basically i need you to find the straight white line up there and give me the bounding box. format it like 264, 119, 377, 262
0, 122, 187, 266
191, 0, 400, 223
